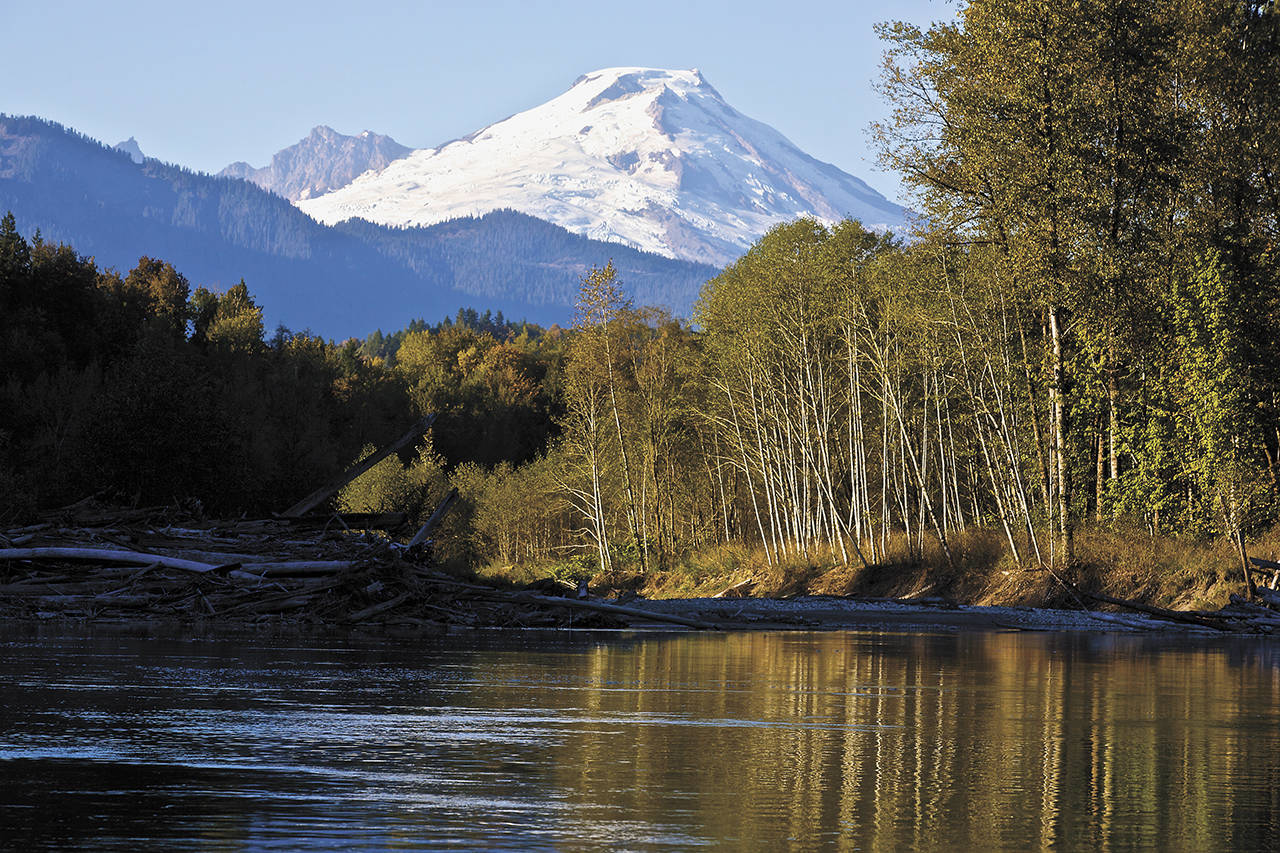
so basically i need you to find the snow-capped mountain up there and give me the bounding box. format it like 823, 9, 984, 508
297, 68, 906, 267
221, 126, 411, 201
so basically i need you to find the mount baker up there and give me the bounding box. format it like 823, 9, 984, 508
241, 67, 906, 268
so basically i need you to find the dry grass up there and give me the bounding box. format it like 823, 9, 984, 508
470, 523, 1272, 611
1071, 525, 1260, 610
596, 524, 1269, 611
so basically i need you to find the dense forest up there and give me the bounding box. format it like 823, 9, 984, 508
2, 0, 1277, 599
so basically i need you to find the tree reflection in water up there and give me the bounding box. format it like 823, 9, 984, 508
0, 629, 1277, 851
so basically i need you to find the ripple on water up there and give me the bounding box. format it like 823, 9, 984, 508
1, 629, 1278, 851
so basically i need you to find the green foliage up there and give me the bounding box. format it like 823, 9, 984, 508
1167, 252, 1266, 536
120, 257, 191, 341
393, 319, 562, 468
337, 442, 448, 520
201, 279, 265, 353
542, 555, 595, 585
0, 214, 414, 516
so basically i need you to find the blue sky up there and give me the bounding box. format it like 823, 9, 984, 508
6, 0, 954, 205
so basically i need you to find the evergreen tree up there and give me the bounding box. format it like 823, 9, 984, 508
206, 279, 265, 352
0, 211, 31, 303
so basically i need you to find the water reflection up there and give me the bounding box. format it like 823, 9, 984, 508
0, 629, 1277, 851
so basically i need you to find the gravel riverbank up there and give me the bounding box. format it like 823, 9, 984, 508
640, 595, 1227, 633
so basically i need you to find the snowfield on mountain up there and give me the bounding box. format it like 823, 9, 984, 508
297, 67, 907, 267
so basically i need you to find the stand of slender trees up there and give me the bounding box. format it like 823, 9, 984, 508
541, 0, 1280, 578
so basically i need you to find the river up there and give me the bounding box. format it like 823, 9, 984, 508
1, 627, 1277, 850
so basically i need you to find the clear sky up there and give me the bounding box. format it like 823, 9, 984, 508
6, 0, 955, 205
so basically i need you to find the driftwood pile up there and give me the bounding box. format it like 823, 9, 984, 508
0, 504, 713, 630
0, 414, 717, 632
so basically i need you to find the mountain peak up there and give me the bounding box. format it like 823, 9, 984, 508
298, 68, 906, 266
573, 66, 708, 87
309, 125, 342, 139
113, 136, 144, 164
220, 126, 411, 201
569, 67, 721, 109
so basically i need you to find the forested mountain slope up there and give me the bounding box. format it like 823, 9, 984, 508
0, 115, 716, 336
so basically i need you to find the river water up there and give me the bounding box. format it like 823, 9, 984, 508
1, 627, 1277, 851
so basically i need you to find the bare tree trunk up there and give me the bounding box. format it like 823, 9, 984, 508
724, 381, 774, 565
1108, 345, 1119, 512
604, 358, 647, 574
943, 389, 966, 532
1019, 318, 1052, 513
1049, 304, 1073, 565
1235, 517, 1257, 599
1095, 419, 1105, 523
886, 369, 955, 570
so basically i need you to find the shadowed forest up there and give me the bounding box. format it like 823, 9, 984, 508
2, 0, 1278, 606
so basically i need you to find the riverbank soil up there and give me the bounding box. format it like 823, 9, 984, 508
579, 525, 1280, 614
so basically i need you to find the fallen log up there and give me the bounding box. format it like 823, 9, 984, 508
281, 414, 436, 518
1255, 587, 1280, 609
400, 569, 719, 628
143, 549, 268, 565
1247, 557, 1280, 589
225, 570, 271, 585
0, 574, 76, 586
1081, 589, 1235, 632
3, 522, 52, 535
1082, 611, 1156, 630
711, 578, 754, 599
242, 560, 359, 576
415, 601, 477, 623
284, 512, 408, 530
1, 501, 732, 630
0, 547, 218, 574
218, 587, 325, 616
244, 595, 316, 614
1224, 596, 1267, 620
512, 592, 720, 630
407, 488, 459, 549
347, 591, 412, 623
0, 579, 137, 595
34, 594, 157, 608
